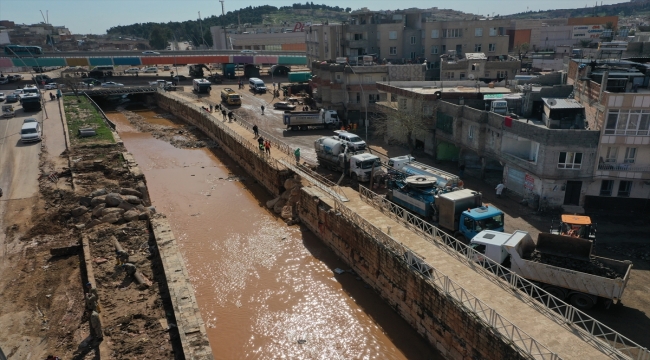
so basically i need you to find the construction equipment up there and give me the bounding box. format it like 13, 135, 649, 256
388, 155, 460, 188
283, 109, 340, 130
471, 230, 632, 309
188, 64, 211, 78
193, 78, 212, 94
314, 137, 381, 184
550, 214, 597, 243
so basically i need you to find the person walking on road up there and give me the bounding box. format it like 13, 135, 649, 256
294, 148, 301, 164
261, 105, 265, 115
264, 140, 271, 155
495, 182, 505, 198
221, 109, 227, 120
209, 104, 213, 112
253, 124, 259, 137
228, 111, 234, 122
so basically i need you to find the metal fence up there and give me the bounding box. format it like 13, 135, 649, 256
83, 92, 116, 130
331, 198, 559, 360
233, 114, 292, 156
277, 157, 348, 202
357, 185, 649, 360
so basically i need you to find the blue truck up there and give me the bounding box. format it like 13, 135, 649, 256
386, 175, 504, 243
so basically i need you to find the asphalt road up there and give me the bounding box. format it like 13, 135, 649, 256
29, 50, 305, 58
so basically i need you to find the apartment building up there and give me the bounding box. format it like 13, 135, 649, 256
439, 52, 521, 81
568, 58, 650, 211
376, 80, 601, 208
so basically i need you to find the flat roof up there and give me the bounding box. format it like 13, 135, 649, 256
542, 98, 584, 109
465, 52, 487, 60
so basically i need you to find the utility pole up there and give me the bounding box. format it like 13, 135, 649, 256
199, 11, 207, 49
219, 0, 227, 50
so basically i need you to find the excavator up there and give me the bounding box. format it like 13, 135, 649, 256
188, 64, 222, 84
550, 214, 597, 243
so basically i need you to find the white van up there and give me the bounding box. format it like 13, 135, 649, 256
248, 77, 267, 93
20, 121, 42, 143
333, 130, 366, 152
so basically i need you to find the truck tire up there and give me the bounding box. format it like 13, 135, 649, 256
453, 232, 467, 245
542, 286, 567, 301
291, 126, 299, 131
300, 125, 308, 131
569, 293, 595, 309
350, 173, 359, 189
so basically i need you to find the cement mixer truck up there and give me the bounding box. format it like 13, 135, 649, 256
314, 137, 381, 184
470, 230, 633, 309
388, 155, 460, 188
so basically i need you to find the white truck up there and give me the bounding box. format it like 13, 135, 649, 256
149, 79, 173, 88
489, 100, 508, 115
314, 137, 381, 183
470, 230, 633, 309
283, 109, 340, 131
388, 155, 460, 188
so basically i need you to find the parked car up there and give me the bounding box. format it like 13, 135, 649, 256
171, 75, 187, 83
0, 77, 8, 85
142, 67, 158, 73
163, 65, 171, 71
20, 121, 42, 143
81, 78, 101, 85
44, 83, 58, 90
0, 92, 5, 102
13, 89, 24, 96
23, 117, 38, 124
101, 82, 124, 87
124, 68, 140, 74
5, 94, 19, 103
142, 51, 160, 55
240, 49, 257, 54
273, 101, 297, 111
8, 74, 22, 83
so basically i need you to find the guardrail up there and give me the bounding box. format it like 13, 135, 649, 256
278, 157, 348, 202
331, 197, 559, 360
598, 163, 650, 172
83, 92, 116, 130
357, 185, 649, 360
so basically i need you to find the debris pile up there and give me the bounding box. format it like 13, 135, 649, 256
71, 186, 155, 229
529, 251, 625, 279
266, 176, 302, 225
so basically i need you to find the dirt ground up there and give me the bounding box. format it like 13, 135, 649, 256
0, 134, 180, 358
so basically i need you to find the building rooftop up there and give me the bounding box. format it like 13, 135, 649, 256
542, 98, 584, 109
465, 52, 487, 60
378, 81, 511, 95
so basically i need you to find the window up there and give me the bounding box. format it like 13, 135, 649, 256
618, 181, 632, 197
410, 36, 416, 44
468, 125, 475, 139
442, 28, 462, 38
389, 46, 397, 55
604, 147, 618, 163
389, 31, 397, 40
369, 94, 378, 103
431, 45, 439, 54
423, 105, 433, 116
460, 73, 466, 80
558, 152, 582, 169
605, 110, 650, 135
489, 27, 497, 36
475, 28, 483, 37
445, 71, 455, 79
496, 70, 507, 78
431, 29, 439, 38
488, 43, 496, 52
600, 180, 614, 196
354, 33, 363, 40
410, 51, 416, 59
624, 147, 637, 163
471, 64, 479, 71
441, 45, 446, 53
398, 98, 407, 110
474, 44, 482, 52
484, 71, 490, 77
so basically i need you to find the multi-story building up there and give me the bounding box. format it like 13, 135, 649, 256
568, 58, 650, 211
376, 80, 602, 208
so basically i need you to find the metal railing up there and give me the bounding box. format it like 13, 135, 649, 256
357, 185, 649, 360
331, 197, 559, 360
232, 114, 292, 156
598, 163, 650, 172
278, 157, 348, 202
83, 92, 116, 130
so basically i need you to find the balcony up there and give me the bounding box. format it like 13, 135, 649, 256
598, 163, 650, 172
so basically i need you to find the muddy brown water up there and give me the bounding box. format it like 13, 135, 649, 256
105, 108, 439, 359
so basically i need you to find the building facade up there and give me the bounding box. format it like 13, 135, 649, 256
568, 59, 650, 211
210, 26, 306, 51
439, 52, 521, 81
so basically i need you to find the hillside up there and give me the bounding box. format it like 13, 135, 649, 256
504, 0, 650, 19
106, 4, 351, 49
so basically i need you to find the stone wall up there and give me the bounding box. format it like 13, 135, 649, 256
297, 187, 524, 360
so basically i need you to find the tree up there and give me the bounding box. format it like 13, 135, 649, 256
579, 39, 592, 48
513, 42, 530, 61
149, 25, 171, 49
371, 96, 437, 153
62, 77, 82, 97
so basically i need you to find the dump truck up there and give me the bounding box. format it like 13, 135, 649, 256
314, 137, 381, 183
283, 109, 340, 130
287, 71, 312, 83
193, 78, 212, 94
388, 155, 460, 188
470, 230, 633, 309
220, 88, 241, 105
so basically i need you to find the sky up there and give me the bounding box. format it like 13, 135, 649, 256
1, 0, 627, 34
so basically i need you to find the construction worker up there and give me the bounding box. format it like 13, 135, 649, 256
85, 282, 101, 313
294, 148, 301, 164
115, 250, 129, 265
90, 311, 103, 340
122, 263, 137, 276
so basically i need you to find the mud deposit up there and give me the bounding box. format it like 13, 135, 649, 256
106, 106, 439, 359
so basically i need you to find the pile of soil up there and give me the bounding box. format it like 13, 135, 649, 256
121, 109, 217, 149
529, 251, 625, 279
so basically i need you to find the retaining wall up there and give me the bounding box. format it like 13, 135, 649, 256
297, 187, 523, 360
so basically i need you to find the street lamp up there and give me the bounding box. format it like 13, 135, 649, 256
346, 62, 368, 141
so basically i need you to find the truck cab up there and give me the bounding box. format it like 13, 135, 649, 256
489, 100, 508, 115
349, 153, 382, 182
469, 230, 512, 265
460, 208, 505, 245
435, 189, 504, 242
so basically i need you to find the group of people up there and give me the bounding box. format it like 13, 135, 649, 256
202, 103, 224, 113
253, 125, 272, 155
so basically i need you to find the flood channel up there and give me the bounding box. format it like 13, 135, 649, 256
104, 106, 440, 359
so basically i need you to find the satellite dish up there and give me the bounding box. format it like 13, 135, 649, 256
547, 99, 557, 107
468, 74, 475, 80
